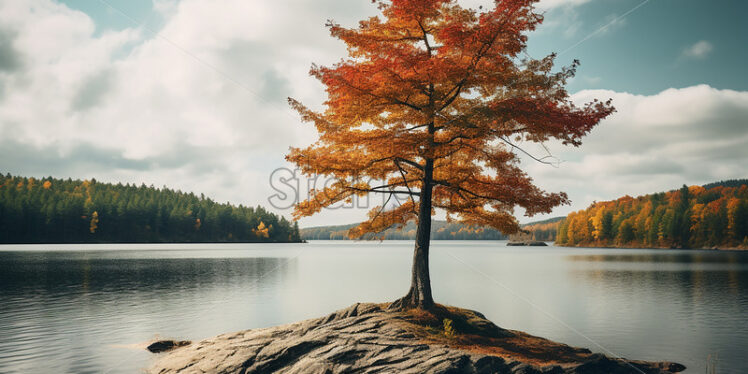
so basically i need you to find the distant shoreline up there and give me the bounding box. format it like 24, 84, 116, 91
0, 240, 305, 246
0, 241, 305, 245
555, 243, 748, 251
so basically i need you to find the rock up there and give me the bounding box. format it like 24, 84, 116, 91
147, 340, 191, 353
508, 241, 548, 246
147, 303, 684, 374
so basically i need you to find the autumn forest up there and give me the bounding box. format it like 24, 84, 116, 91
556, 180, 748, 249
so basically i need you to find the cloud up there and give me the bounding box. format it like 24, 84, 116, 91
681, 40, 713, 59
540, 5, 583, 39
0, 28, 21, 73
520, 85, 748, 221
71, 69, 115, 111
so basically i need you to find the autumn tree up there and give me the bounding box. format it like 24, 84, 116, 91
287, 0, 614, 309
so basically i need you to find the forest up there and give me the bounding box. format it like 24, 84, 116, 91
302, 220, 507, 240
0, 174, 301, 243
509, 217, 563, 242
301, 217, 564, 241
556, 180, 748, 249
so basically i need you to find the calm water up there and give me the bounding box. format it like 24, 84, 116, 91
0, 241, 746, 373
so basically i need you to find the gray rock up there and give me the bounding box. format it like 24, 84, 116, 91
147, 303, 684, 374
147, 340, 191, 353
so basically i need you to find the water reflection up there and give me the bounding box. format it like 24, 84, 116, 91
0, 251, 295, 374
566, 251, 748, 265
565, 250, 748, 374
2, 252, 292, 290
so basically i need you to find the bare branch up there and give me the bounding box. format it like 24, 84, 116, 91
370, 179, 420, 190
394, 157, 424, 171
367, 192, 395, 228
394, 159, 419, 215
347, 186, 420, 196
498, 136, 560, 167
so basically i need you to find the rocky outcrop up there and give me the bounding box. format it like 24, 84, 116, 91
147, 340, 191, 353
507, 241, 548, 246
147, 303, 684, 374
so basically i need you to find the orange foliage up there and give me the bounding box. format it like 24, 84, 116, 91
557, 183, 748, 249
287, 0, 614, 238
254, 221, 271, 238
89, 211, 99, 234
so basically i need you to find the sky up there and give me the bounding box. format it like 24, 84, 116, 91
0, 0, 746, 227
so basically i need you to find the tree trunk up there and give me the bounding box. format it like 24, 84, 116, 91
391, 159, 435, 310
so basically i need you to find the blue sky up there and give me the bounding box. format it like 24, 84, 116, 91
526, 0, 748, 95
61, 0, 160, 32
1, 0, 747, 226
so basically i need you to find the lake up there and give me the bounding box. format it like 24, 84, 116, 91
0, 241, 746, 373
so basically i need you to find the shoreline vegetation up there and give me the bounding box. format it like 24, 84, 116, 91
300, 217, 563, 241
0, 174, 301, 244
2, 173, 745, 250
556, 181, 748, 250
302, 180, 748, 251
147, 303, 685, 374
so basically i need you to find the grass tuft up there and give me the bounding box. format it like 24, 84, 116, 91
443, 318, 456, 339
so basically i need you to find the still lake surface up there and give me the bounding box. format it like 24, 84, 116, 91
0, 241, 746, 373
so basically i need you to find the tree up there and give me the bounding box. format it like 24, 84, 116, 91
287, 0, 614, 309
89, 211, 100, 234
673, 184, 691, 247
601, 210, 614, 241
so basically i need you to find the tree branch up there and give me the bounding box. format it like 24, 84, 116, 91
394, 157, 424, 171
394, 159, 419, 215
498, 136, 560, 167
347, 187, 420, 196
436, 7, 522, 114
433, 179, 501, 201
331, 73, 424, 112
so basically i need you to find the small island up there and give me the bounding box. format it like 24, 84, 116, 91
507, 240, 548, 246
148, 303, 684, 373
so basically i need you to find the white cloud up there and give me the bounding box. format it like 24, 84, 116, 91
521, 85, 748, 221
682, 40, 713, 59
